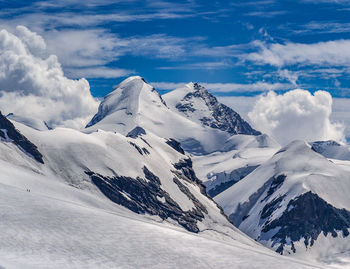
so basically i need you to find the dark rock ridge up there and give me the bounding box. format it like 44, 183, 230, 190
86, 162, 208, 233
0, 111, 44, 164
128, 141, 150, 155
166, 138, 185, 155
127, 126, 146, 138
260, 191, 350, 255
176, 83, 261, 136
172, 157, 207, 195
311, 140, 341, 155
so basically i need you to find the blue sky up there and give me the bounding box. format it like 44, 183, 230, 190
2, 0, 350, 97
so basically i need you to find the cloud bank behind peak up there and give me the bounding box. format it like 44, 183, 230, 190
0, 26, 99, 129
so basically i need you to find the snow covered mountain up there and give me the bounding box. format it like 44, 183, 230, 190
2, 74, 346, 268
216, 140, 350, 265
86, 76, 263, 155
85, 76, 278, 198
11, 121, 240, 235
0, 111, 325, 268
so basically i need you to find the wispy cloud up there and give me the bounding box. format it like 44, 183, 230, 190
65, 67, 132, 79
201, 82, 293, 93
158, 61, 232, 70
245, 39, 350, 67
291, 21, 350, 34
151, 81, 293, 93
301, 0, 350, 4
38, 29, 202, 77
245, 10, 287, 17
0, 0, 199, 30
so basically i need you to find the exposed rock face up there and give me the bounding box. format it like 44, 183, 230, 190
127, 126, 147, 138
261, 191, 350, 254
87, 163, 208, 233
0, 111, 44, 164
311, 140, 341, 154
166, 138, 185, 155
177, 83, 260, 136
172, 158, 207, 195
311, 140, 350, 161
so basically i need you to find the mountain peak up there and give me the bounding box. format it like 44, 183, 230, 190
163, 83, 261, 136
116, 76, 147, 87
86, 76, 167, 130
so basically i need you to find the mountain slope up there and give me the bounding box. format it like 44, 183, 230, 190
0, 111, 44, 163
0, 116, 327, 268
0, 159, 325, 269
215, 140, 350, 265
10, 120, 254, 239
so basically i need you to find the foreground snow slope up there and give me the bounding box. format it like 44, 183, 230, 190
216, 140, 350, 266
0, 160, 327, 269
10, 120, 244, 235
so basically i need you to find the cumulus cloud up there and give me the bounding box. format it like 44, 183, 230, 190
248, 89, 345, 145
0, 26, 99, 129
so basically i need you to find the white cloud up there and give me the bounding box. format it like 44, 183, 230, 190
15, 25, 47, 57
44, 30, 192, 72
301, 0, 350, 4
248, 90, 345, 145
151, 82, 187, 90
277, 69, 298, 85
245, 40, 350, 67
122, 34, 188, 59
157, 61, 232, 70
152, 81, 293, 93
0, 26, 99, 128
65, 67, 132, 79
202, 82, 293, 93
245, 10, 287, 17
217, 95, 350, 141
45, 29, 119, 68
298, 22, 350, 34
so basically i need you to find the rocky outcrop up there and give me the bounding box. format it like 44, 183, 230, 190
0, 111, 44, 164
261, 191, 350, 254
87, 165, 208, 233
177, 83, 260, 136
166, 138, 185, 155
